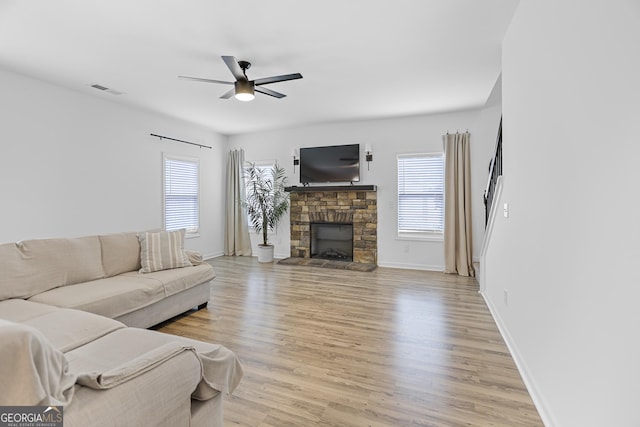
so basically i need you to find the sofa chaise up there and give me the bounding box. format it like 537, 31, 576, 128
0, 229, 243, 427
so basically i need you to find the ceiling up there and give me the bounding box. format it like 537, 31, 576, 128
0, 0, 518, 135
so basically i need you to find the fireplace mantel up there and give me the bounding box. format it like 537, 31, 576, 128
285, 185, 377, 193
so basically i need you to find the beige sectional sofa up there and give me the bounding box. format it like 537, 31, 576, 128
1, 231, 214, 328
0, 230, 243, 427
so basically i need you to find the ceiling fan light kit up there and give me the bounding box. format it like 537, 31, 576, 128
234, 80, 255, 101
179, 56, 302, 102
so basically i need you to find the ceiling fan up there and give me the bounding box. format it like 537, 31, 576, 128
178, 56, 303, 101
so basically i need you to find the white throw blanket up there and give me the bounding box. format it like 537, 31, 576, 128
1, 319, 243, 406
189, 342, 244, 399
75, 340, 243, 400
0, 319, 76, 405
76, 342, 197, 389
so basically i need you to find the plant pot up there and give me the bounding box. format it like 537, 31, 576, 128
257, 244, 275, 263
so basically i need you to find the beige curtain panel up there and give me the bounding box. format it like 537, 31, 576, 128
444, 132, 475, 277
224, 149, 252, 256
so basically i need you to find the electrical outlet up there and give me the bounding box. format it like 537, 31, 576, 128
503, 289, 509, 306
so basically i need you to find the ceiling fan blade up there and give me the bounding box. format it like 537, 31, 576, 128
254, 73, 303, 86
255, 86, 286, 99
222, 56, 246, 81
178, 76, 233, 85
220, 88, 236, 99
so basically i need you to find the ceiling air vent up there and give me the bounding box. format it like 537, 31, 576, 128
89, 83, 124, 95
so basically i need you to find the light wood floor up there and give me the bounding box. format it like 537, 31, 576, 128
157, 256, 543, 427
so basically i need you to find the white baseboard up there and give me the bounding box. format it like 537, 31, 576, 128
212, 252, 289, 259
377, 261, 444, 272
479, 291, 556, 427
203, 251, 224, 260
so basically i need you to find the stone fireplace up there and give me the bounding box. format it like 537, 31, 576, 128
287, 186, 377, 264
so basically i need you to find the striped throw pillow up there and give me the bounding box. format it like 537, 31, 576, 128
138, 229, 192, 273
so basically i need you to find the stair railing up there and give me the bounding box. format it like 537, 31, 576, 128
484, 117, 502, 227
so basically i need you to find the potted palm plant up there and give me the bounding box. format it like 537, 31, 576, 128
244, 162, 289, 263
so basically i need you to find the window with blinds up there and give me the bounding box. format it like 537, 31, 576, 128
163, 154, 199, 234
397, 153, 444, 236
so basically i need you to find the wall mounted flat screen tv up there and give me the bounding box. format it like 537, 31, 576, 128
300, 144, 360, 184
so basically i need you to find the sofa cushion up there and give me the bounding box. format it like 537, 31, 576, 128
0, 236, 105, 300
28, 275, 165, 319
0, 299, 125, 353
0, 299, 60, 323
25, 310, 124, 353
138, 229, 192, 273
121, 263, 215, 298
99, 232, 141, 277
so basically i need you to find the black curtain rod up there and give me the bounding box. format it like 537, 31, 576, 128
150, 133, 212, 149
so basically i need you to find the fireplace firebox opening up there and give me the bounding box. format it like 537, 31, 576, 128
310, 223, 353, 261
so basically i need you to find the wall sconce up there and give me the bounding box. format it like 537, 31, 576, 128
292, 148, 299, 173
364, 144, 373, 170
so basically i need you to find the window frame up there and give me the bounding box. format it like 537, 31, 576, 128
396, 152, 445, 242
162, 153, 200, 237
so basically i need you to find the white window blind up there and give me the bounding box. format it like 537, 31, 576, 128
397, 153, 444, 234
163, 154, 199, 233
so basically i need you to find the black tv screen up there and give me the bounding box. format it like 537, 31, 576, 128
300, 144, 360, 184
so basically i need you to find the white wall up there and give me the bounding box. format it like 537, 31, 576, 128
229, 106, 501, 269
0, 67, 228, 258
484, 1, 640, 426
